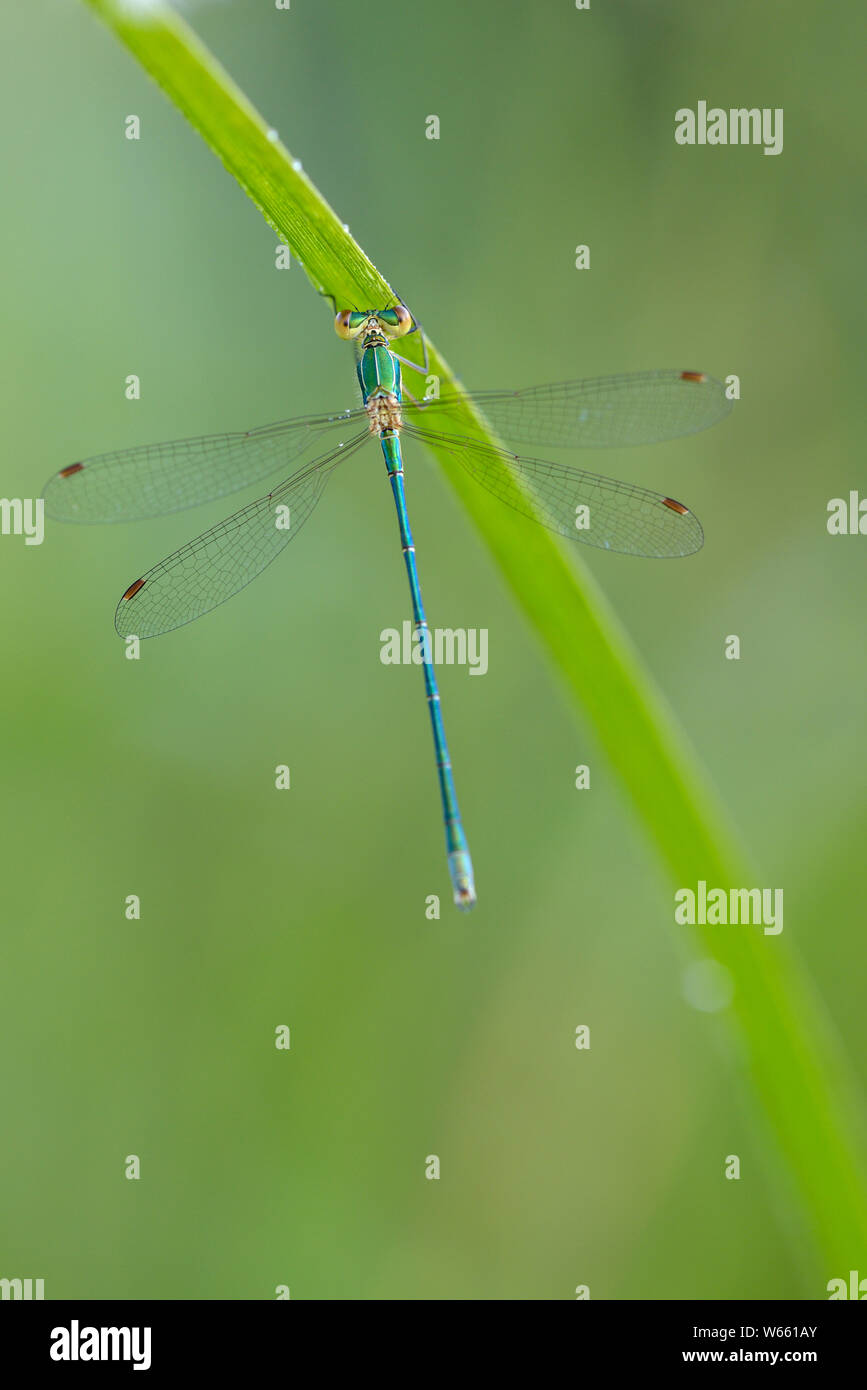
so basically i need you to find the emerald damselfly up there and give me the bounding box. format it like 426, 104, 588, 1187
42, 305, 731, 909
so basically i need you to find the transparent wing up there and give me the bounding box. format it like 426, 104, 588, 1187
115, 431, 370, 639
401, 370, 730, 450
403, 425, 703, 557
43, 407, 366, 523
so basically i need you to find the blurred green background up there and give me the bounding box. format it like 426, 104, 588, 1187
1, 0, 864, 1299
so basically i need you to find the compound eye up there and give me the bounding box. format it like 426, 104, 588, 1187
379, 303, 415, 339
392, 303, 413, 335
334, 310, 355, 339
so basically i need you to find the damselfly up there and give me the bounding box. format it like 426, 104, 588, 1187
43, 305, 731, 909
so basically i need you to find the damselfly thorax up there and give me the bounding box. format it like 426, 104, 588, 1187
335, 308, 411, 437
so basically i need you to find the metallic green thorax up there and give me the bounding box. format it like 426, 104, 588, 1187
356, 330, 402, 404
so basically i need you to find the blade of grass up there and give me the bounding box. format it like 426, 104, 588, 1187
84, 0, 867, 1279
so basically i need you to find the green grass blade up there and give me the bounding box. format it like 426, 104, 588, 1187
84, 0, 867, 1278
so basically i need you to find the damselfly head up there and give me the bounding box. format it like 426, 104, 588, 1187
334, 305, 415, 342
